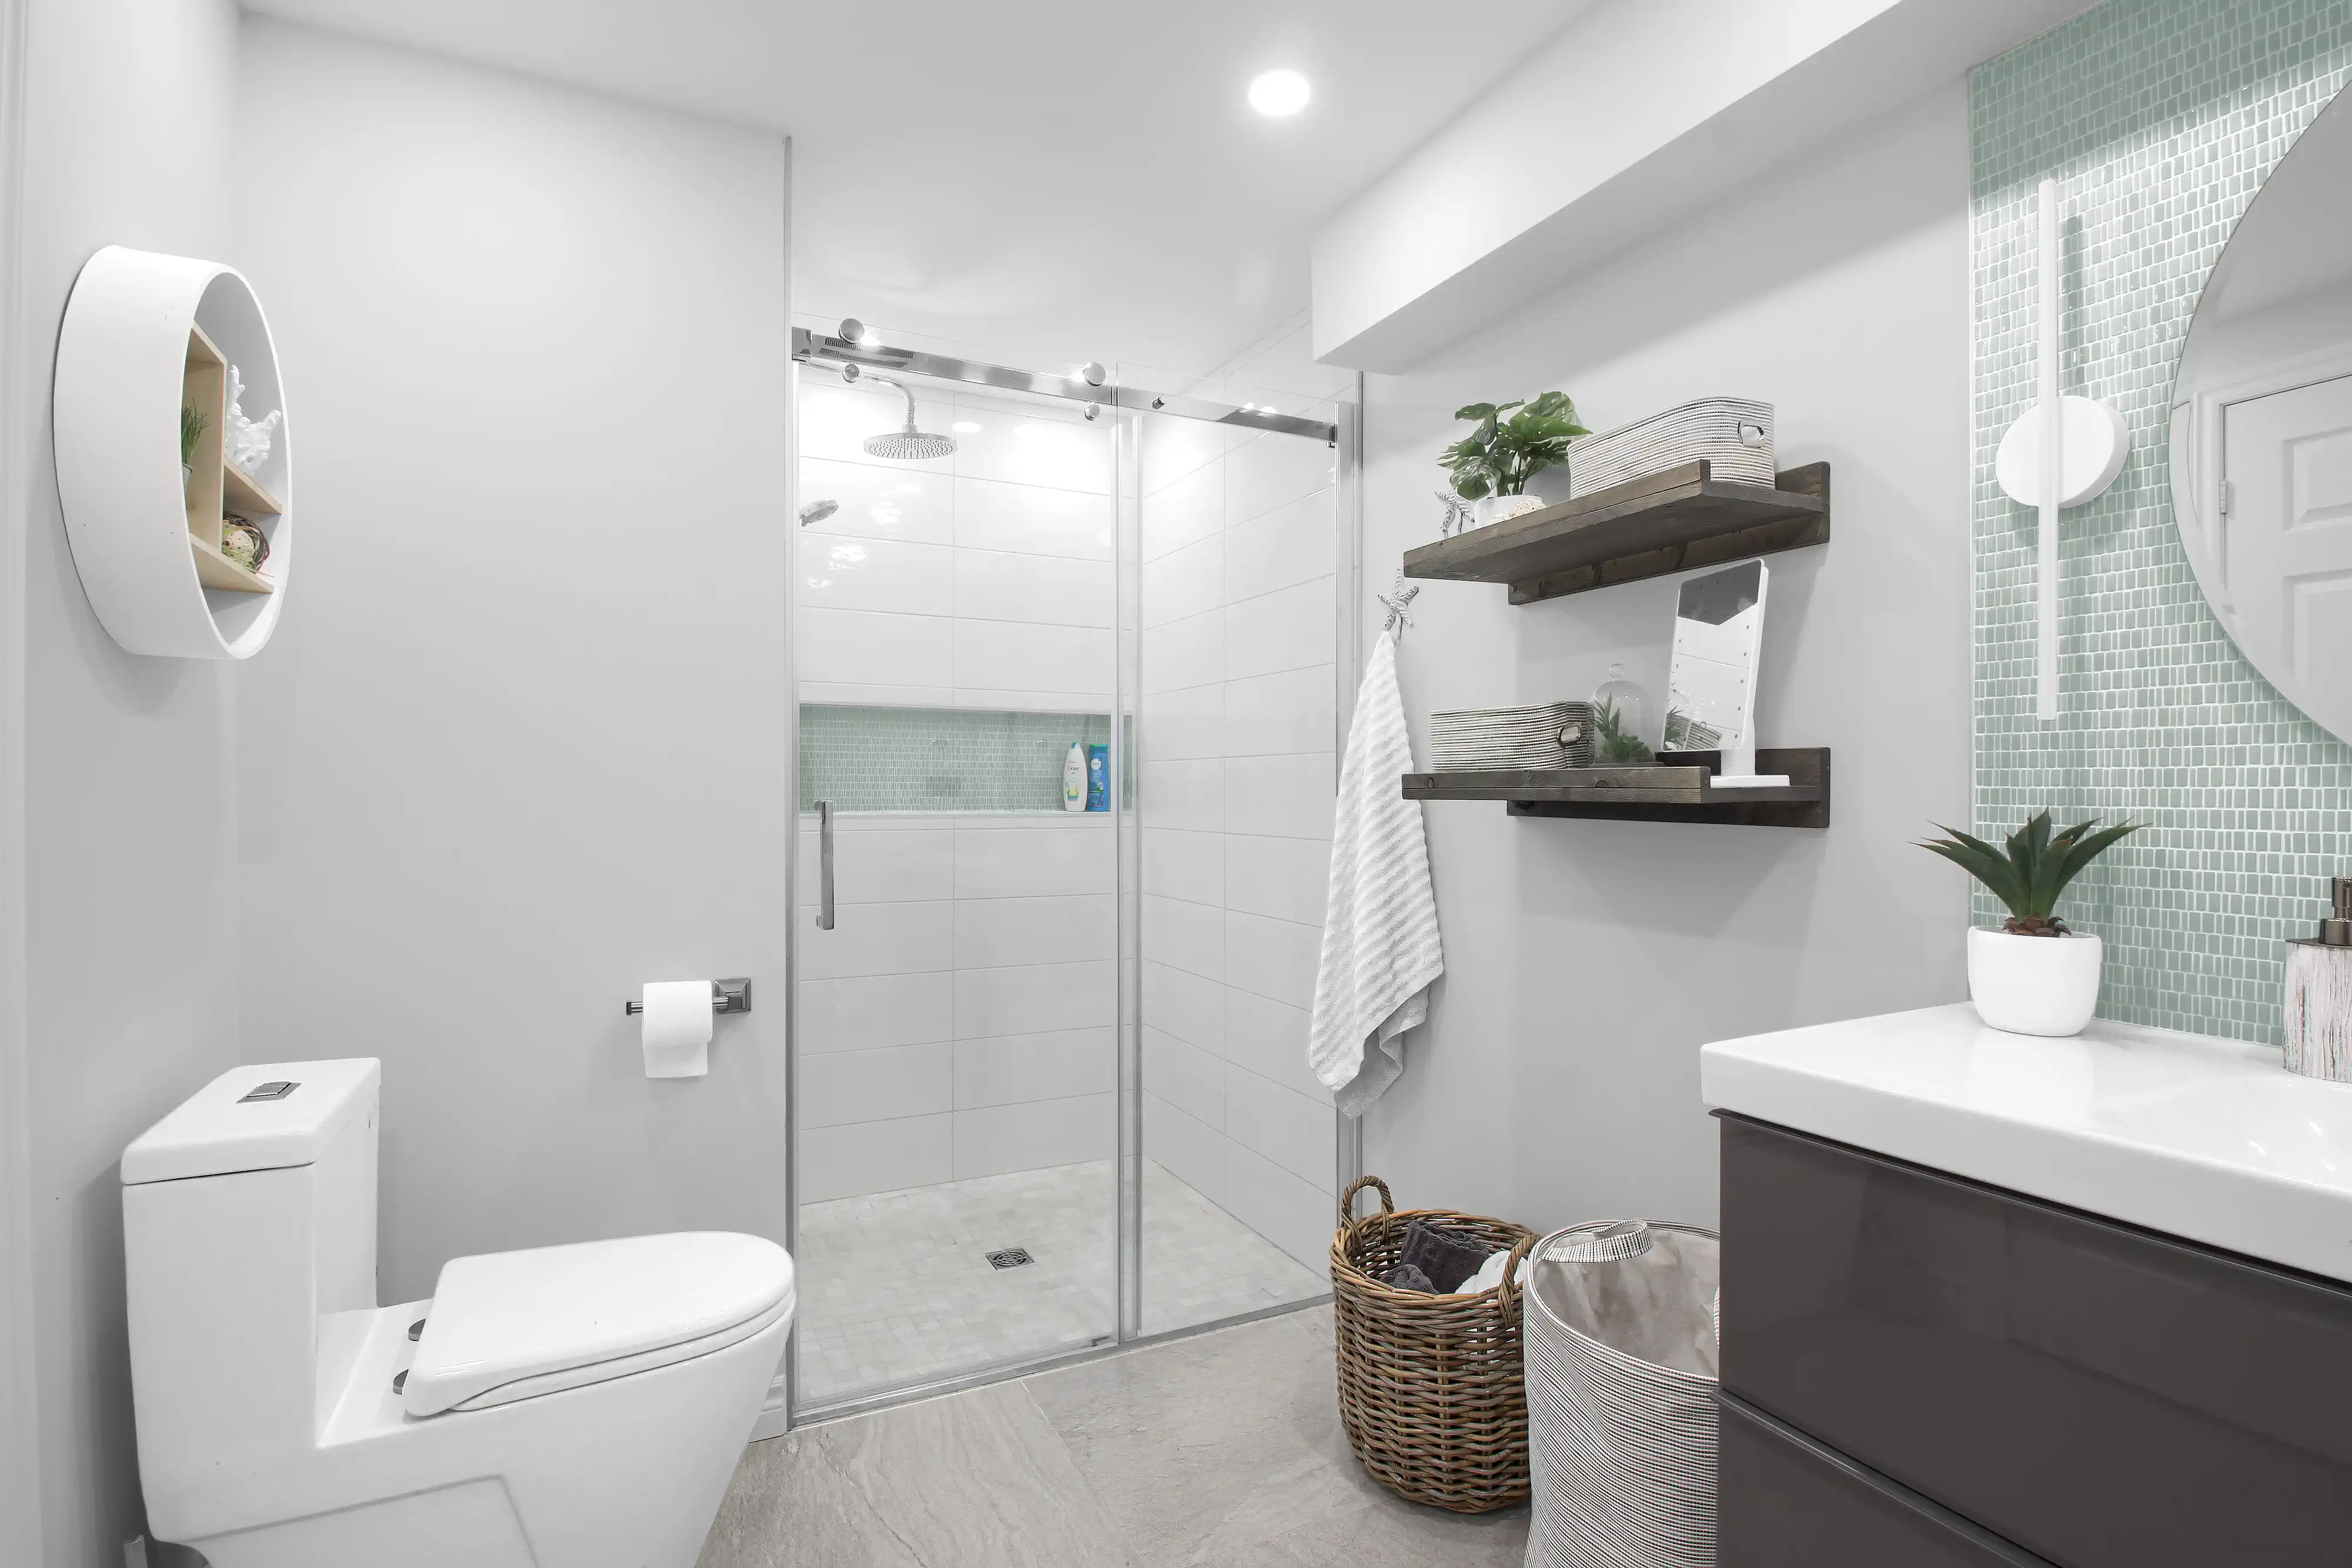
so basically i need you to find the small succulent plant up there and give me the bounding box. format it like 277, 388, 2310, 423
1593, 697, 1654, 765
1919, 810, 2142, 936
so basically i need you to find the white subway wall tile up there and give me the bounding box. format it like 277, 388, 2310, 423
954, 476, 1112, 560
1224, 987, 1332, 1104
1140, 827, 1224, 906
954, 893, 1116, 969
800, 681, 956, 708
1225, 322, 1357, 406
800, 1114, 954, 1202
1141, 533, 1224, 629
1137, 757, 1222, 833
800, 607, 954, 689
954, 1027, 1115, 1109
1141, 958, 1224, 1054
954, 411, 1112, 494
799, 1042, 954, 1129
1140, 682, 1224, 763
1225, 431, 1335, 525
1224, 579, 1334, 681
1224, 489, 1336, 602
953, 1094, 1115, 1179
1142, 1091, 1226, 1208
798, 534, 954, 617
1222, 1141, 1334, 1271
1224, 753, 1336, 841
1224, 666, 1336, 758
953, 619, 1113, 696
1222, 833, 1331, 927
954, 959, 1115, 1038
798, 972, 956, 1055
1223, 910, 1321, 1011
1140, 609, 1224, 695
954, 548, 1113, 628
1141, 892, 1224, 981
1140, 460, 1222, 561
799, 899, 954, 979
1224, 1064, 1337, 1189
1143, 1025, 1225, 1131
801, 457, 951, 546
1141, 418, 1225, 499
954, 824, 1114, 899
794, 828, 954, 906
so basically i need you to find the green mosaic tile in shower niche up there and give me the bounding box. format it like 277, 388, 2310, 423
800, 704, 1114, 814
1969, 0, 2352, 1044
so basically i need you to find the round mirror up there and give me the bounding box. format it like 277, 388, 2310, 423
2172, 83, 2352, 745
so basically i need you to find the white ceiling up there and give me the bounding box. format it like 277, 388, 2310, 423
241, 0, 1594, 376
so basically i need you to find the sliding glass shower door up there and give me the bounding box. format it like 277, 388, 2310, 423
786, 326, 1357, 1419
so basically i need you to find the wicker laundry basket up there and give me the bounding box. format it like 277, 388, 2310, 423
1330, 1176, 1538, 1513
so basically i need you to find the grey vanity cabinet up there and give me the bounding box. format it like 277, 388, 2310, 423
1717, 1114, 2352, 1567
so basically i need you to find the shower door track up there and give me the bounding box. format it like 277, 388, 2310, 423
790, 326, 1338, 445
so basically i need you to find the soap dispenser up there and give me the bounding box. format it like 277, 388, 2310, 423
2283, 875, 2352, 1082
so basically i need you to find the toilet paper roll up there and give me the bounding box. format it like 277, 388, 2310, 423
641, 980, 713, 1079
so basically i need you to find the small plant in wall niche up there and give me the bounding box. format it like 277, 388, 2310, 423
1438, 392, 1586, 525
180, 403, 207, 490
1919, 810, 2143, 1039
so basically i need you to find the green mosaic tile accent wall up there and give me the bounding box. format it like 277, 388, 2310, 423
800, 704, 1114, 815
1971, 0, 2352, 1043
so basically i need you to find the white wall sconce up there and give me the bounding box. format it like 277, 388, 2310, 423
1995, 179, 2128, 723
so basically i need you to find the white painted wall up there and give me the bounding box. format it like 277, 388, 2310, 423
12, 1, 243, 1562
230, 20, 792, 1302
1357, 88, 1973, 1232
1137, 318, 1351, 1269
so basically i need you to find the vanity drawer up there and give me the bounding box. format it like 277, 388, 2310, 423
1720, 1392, 2052, 1567
1720, 1113, 2352, 1567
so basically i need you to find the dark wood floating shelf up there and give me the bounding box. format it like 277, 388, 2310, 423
1403, 460, 1830, 605
1402, 748, 1830, 829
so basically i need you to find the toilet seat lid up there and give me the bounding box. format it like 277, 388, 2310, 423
403, 1231, 794, 1417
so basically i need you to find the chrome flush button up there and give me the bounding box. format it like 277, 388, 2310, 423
237, 1081, 298, 1103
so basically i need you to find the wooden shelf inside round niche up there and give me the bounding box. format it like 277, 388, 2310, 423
54, 245, 293, 658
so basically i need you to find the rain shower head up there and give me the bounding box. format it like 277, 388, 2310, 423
843, 364, 957, 460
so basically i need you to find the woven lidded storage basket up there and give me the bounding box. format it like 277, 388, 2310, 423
1330, 1176, 1538, 1513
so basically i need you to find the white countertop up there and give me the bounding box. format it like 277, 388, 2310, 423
1701, 1003, 2352, 1286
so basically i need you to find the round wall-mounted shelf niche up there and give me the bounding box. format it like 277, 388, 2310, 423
54, 245, 293, 659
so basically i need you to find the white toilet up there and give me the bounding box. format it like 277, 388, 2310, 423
121, 1058, 794, 1568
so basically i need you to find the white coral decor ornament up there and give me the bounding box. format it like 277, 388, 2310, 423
225, 363, 282, 478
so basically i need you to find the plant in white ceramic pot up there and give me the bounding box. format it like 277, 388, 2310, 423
1919, 810, 2142, 1037
1438, 392, 1587, 527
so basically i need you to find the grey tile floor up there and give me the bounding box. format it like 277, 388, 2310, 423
700, 1305, 1530, 1568
797, 1159, 1326, 1406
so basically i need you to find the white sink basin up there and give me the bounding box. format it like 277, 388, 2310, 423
1702, 1003, 2352, 1285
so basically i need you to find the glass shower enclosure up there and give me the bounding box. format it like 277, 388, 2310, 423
785, 322, 1359, 1419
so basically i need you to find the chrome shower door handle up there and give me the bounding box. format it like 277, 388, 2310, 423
816, 801, 836, 931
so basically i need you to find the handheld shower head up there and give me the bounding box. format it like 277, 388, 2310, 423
799, 499, 840, 527
845, 366, 957, 460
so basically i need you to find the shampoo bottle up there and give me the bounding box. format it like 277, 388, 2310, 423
1062, 741, 1086, 812
1085, 743, 1110, 811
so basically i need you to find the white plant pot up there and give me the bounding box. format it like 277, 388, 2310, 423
1967, 927, 2103, 1037
1475, 494, 1546, 528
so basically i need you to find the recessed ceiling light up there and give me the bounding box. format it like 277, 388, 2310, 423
1248, 69, 1310, 118
952, 421, 983, 434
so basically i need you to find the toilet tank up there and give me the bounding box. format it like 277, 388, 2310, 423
122, 1059, 380, 1533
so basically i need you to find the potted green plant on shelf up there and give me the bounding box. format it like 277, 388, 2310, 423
1919, 810, 2142, 1037
1593, 696, 1654, 765
181, 404, 207, 496
1439, 391, 1586, 529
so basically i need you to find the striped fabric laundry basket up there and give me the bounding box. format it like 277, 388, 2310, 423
1522, 1221, 1721, 1568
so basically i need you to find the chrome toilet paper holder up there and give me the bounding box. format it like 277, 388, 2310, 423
623, 978, 751, 1017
